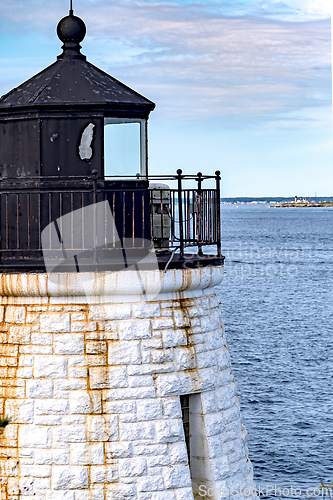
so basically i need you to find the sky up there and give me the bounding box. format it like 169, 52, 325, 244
0, 0, 331, 197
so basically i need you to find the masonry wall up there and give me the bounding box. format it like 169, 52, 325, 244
0, 270, 255, 500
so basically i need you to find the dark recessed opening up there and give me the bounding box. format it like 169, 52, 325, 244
180, 394, 190, 464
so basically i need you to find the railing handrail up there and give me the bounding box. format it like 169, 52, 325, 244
0, 173, 218, 182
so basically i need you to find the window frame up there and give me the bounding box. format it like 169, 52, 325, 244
103, 117, 147, 178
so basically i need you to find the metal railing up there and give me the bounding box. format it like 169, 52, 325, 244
0, 170, 221, 270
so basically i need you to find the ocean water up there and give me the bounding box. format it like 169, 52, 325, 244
216, 205, 333, 497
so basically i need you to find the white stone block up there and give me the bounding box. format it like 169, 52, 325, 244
71, 313, 86, 321
151, 349, 173, 364
195, 350, 216, 369
35, 400, 69, 415
142, 338, 163, 350
88, 304, 131, 321
137, 475, 164, 491
120, 422, 154, 441
128, 375, 154, 388
155, 419, 184, 443
207, 434, 223, 459
210, 455, 230, 481
132, 303, 161, 319
87, 415, 118, 442
168, 442, 188, 465
162, 329, 187, 348
173, 310, 190, 328
119, 457, 147, 477
174, 347, 196, 371
18, 477, 34, 495
103, 386, 155, 401
19, 426, 51, 448
210, 329, 225, 350
75, 489, 104, 500
71, 321, 96, 333
89, 366, 128, 389
152, 318, 174, 330
134, 443, 168, 457
8, 326, 31, 344
0, 458, 18, 476
69, 356, 86, 367
34, 415, 62, 426
54, 425, 86, 443
199, 367, 217, 391
156, 371, 205, 397
204, 413, 224, 437
223, 403, 240, 425
163, 397, 182, 419
70, 391, 101, 414
118, 320, 151, 340
90, 465, 118, 483
108, 341, 141, 365
199, 390, 217, 414
163, 466, 192, 488
147, 455, 170, 467
18, 354, 34, 367
20, 465, 51, 477
46, 492, 75, 500
175, 488, 195, 500
69, 366, 88, 378
105, 442, 133, 459
140, 493, 176, 500
20, 344, 53, 354
26, 380, 53, 399
52, 466, 89, 490
137, 399, 163, 421
34, 356, 68, 379
71, 443, 104, 465
127, 362, 173, 376
54, 379, 87, 393
5, 400, 34, 424
33, 477, 52, 490
106, 484, 136, 499
216, 383, 235, 411
85, 341, 107, 354
34, 449, 70, 465
5, 306, 26, 324
54, 334, 84, 355
40, 314, 70, 333
31, 333, 53, 345
104, 400, 136, 414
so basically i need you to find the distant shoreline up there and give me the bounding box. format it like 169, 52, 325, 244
271, 202, 333, 207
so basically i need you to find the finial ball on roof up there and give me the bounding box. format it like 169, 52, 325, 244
57, 13, 86, 44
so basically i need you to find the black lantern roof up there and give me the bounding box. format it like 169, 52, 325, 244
0, 10, 155, 118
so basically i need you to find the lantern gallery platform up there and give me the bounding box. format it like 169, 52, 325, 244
0, 172, 223, 272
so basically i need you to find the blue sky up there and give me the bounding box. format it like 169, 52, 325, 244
0, 0, 331, 196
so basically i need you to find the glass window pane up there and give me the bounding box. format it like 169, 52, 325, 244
104, 122, 141, 177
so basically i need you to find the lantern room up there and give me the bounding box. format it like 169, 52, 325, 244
0, 11, 154, 180
0, 9, 223, 272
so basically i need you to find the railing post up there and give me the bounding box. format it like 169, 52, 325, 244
176, 169, 184, 258
196, 172, 203, 256
215, 170, 222, 258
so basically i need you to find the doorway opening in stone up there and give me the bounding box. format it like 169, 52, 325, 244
180, 394, 190, 464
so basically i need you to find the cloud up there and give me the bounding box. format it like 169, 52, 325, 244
0, 0, 330, 123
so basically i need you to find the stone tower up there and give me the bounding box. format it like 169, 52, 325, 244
0, 8, 256, 500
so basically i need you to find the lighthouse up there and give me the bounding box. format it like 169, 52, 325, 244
0, 8, 255, 500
